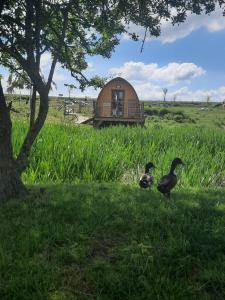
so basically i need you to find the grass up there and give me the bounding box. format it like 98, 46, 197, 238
0, 184, 225, 299
12, 121, 225, 188
144, 103, 225, 129
8, 96, 225, 129
8, 96, 93, 124
2, 100, 225, 299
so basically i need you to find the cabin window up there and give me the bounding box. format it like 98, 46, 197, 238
112, 90, 124, 117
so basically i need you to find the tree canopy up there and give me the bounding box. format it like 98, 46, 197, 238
1, 0, 224, 92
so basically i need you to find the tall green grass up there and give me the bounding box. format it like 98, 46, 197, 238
12, 122, 225, 188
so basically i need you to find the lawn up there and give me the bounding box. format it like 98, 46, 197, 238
0, 184, 225, 299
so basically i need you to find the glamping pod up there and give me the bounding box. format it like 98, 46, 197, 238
93, 77, 144, 128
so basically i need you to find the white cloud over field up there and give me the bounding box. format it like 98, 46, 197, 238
110, 61, 205, 85
132, 83, 225, 102
109, 61, 224, 101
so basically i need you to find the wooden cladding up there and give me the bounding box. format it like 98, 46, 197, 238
96, 77, 143, 120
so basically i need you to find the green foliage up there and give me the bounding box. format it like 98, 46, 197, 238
0, 184, 225, 299
144, 103, 225, 127
11, 122, 225, 188
6, 72, 31, 94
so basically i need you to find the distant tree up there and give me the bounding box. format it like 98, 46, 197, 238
162, 88, 168, 102
173, 95, 177, 103
64, 84, 76, 99
206, 95, 211, 106
0, 0, 224, 200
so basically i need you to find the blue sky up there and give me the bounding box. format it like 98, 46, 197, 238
1, 7, 225, 102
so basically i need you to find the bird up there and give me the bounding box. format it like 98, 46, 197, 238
139, 162, 155, 189
157, 158, 184, 199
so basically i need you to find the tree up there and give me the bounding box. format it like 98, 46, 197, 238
0, 0, 224, 201
64, 83, 76, 99
162, 88, 168, 102
206, 95, 211, 106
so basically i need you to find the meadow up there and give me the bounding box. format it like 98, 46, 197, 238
10, 99, 225, 188
13, 120, 225, 188
0, 99, 225, 299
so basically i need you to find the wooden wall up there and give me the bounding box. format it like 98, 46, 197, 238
96, 77, 140, 118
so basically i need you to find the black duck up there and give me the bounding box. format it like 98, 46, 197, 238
157, 158, 184, 199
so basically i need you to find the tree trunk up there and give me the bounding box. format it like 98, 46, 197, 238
0, 80, 26, 202
17, 91, 49, 173
0, 160, 26, 202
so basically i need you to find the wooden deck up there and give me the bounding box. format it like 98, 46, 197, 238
93, 116, 145, 128
93, 102, 145, 128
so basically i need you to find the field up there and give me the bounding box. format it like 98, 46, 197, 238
10, 98, 225, 187
1, 98, 225, 299
13, 120, 225, 188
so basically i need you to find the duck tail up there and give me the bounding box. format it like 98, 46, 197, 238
145, 162, 153, 173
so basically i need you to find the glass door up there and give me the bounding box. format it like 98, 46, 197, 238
112, 90, 124, 117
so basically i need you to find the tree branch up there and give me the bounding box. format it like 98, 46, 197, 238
46, 6, 69, 92
2, 61, 31, 86
25, 0, 35, 64
140, 27, 147, 53
46, 55, 57, 92
28, 0, 42, 128
0, 42, 44, 92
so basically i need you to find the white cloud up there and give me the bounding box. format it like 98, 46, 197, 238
109, 61, 225, 101
124, 8, 225, 43
130, 82, 225, 102
87, 62, 94, 72
169, 85, 225, 102
53, 72, 67, 82
40, 53, 52, 70
110, 61, 205, 85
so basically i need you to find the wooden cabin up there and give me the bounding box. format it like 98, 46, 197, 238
93, 77, 144, 128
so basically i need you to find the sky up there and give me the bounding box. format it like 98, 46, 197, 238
1, 7, 225, 102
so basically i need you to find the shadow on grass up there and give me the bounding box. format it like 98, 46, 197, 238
0, 183, 225, 300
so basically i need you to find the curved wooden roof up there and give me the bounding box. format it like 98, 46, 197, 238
97, 77, 139, 102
